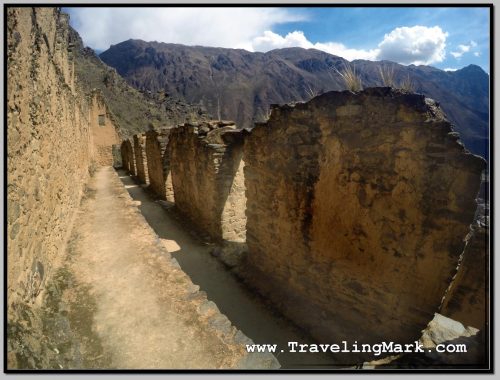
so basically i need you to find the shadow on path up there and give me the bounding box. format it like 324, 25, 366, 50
116, 169, 340, 369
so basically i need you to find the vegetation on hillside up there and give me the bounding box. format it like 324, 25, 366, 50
68, 28, 209, 138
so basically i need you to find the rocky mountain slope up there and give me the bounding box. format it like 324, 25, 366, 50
99, 40, 489, 158
68, 31, 209, 138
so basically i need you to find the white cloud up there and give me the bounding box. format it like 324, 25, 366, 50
474, 51, 481, 57
67, 7, 305, 51
451, 45, 470, 58
444, 68, 458, 71
251, 30, 378, 61
376, 26, 448, 65
252, 25, 448, 65
252, 30, 310, 51
67, 9, 450, 66
450, 41, 477, 59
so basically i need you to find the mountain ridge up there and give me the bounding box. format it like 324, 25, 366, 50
68, 32, 210, 138
99, 39, 489, 158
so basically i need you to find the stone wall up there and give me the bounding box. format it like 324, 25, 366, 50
112, 144, 122, 168
121, 139, 135, 175
168, 122, 247, 242
89, 90, 120, 166
145, 128, 174, 202
440, 222, 488, 330
7, 7, 94, 323
133, 133, 148, 184
162, 134, 175, 203
243, 88, 485, 349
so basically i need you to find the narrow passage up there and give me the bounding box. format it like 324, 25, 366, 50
117, 169, 339, 368
65, 167, 251, 368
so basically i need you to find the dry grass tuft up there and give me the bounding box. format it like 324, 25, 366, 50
304, 83, 320, 100
333, 63, 363, 92
399, 74, 415, 92
379, 65, 396, 87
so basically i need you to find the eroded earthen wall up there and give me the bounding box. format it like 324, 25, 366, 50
133, 133, 148, 184
145, 129, 174, 201
89, 90, 120, 166
7, 8, 93, 323
168, 122, 247, 242
244, 88, 485, 348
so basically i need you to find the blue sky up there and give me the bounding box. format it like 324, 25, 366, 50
66, 6, 490, 72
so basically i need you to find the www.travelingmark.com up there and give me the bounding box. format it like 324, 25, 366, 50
246, 341, 468, 356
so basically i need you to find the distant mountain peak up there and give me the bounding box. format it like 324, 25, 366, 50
99, 40, 489, 158
456, 64, 488, 75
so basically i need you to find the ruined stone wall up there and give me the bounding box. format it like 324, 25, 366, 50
145, 129, 174, 201
133, 133, 148, 184
121, 139, 136, 175
112, 144, 122, 168
7, 8, 94, 321
168, 122, 247, 242
243, 88, 485, 348
440, 222, 488, 330
219, 133, 247, 243
89, 90, 120, 166
162, 139, 175, 203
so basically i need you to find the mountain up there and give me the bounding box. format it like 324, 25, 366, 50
68, 31, 209, 138
99, 39, 489, 158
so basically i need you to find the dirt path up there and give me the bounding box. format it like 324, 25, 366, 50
117, 170, 338, 368
64, 166, 276, 369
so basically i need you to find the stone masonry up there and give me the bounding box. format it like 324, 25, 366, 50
243, 88, 485, 351
133, 133, 149, 184
145, 128, 175, 202
440, 222, 488, 331
7, 7, 281, 370
89, 89, 120, 166
168, 121, 247, 243
7, 7, 94, 335
121, 139, 136, 175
